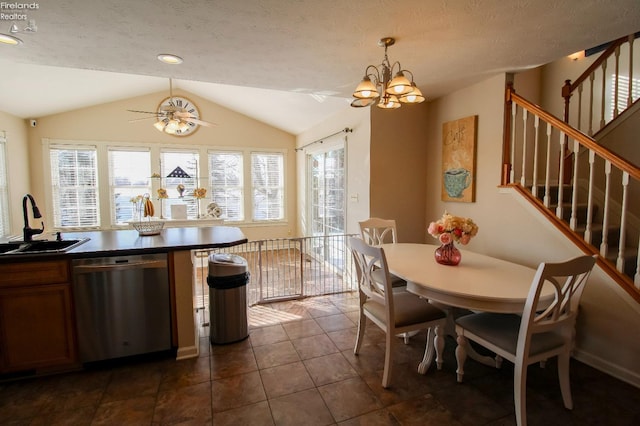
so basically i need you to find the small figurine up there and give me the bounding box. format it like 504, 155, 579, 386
176, 184, 185, 198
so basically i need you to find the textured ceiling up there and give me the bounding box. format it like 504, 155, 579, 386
0, 0, 639, 134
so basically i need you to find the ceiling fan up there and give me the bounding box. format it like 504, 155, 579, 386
127, 78, 216, 137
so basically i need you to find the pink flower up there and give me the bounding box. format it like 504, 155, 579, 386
439, 232, 452, 245
428, 222, 438, 236
460, 234, 471, 245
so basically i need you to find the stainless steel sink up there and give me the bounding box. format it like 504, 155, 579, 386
0, 238, 89, 255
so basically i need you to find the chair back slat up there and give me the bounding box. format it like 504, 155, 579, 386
349, 237, 393, 313
518, 255, 597, 357
359, 218, 399, 246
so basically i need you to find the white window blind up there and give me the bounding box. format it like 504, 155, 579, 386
309, 147, 345, 236
49, 146, 99, 228
208, 151, 244, 221
108, 149, 151, 224
0, 134, 10, 236
160, 150, 199, 219
251, 152, 284, 221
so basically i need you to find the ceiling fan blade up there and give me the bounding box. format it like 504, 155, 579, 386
189, 117, 218, 127
128, 116, 160, 123
127, 109, 161, 115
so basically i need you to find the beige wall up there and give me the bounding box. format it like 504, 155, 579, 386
25, 90, 297, 240
424, 72, 640, 386
370, 102, 429, 243
0, 111, 31, 234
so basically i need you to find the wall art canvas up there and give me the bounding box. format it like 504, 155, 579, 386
441, 115, 477, 202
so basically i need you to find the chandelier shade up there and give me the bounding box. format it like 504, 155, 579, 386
351, 37, 425, 109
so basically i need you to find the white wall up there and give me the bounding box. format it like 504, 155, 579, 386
0, 111, 31, 235
296, 107, 371, 237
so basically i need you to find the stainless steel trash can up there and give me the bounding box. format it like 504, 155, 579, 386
207, 253, 250, 344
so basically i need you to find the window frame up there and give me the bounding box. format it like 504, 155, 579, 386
42, 139, 288, 229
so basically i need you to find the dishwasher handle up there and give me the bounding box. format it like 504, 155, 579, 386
73, 258, 167, 274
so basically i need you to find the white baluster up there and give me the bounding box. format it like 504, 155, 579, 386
616, 172, 629, 273
510, 103, 517, 183
569, 140, 580, 230
584, 150, 595, 244
521, 109, 528, 186
614, 46, 620, 119
577, 84, 583, 133
600, 61, 607, 131
600, 161, 611, 257
532, 116, 540, 197
628, 35, 634, 108
634, 233, 640, 289
588, 73, 595, 136
557, 131, 566, 220
544, 123, 552, 207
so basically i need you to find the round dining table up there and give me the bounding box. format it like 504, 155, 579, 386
380, 243, 553, 314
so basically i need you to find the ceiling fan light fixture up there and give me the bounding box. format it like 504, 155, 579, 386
157, 53, 183, 65
351, 37, 425, 109
0, 33, 22, 45
153, 120, 167, 131
165, 118, 181, 132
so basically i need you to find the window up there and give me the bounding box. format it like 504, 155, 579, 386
251, 152, 284, 221
160, 150, 199, 219
308, 147, 345, 236
208, 151, 244, 221
49, 145, 99, 228
108, 149, 151, 224
0, 133, 9, 236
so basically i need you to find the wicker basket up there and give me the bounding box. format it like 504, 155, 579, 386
132, 220, 164, 236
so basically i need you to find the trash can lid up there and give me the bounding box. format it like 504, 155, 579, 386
208, 253, 248, 276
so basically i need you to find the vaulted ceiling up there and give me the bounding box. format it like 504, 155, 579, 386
1, 0, 638, 134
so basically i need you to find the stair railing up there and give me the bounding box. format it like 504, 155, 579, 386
502, 83, 640, 301
562, 33, 638, 137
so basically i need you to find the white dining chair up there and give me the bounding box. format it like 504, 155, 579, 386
454, 255, 597, 426
349, 236, 446, 388
359, 217, 418, 344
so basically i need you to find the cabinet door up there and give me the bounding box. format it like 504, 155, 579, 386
0, 284, 77, 372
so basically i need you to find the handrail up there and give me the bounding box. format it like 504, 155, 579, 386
562, 33, 637, 136
505, 85, 640, 184
563, 35, 629, 94
503, 82, 640, 298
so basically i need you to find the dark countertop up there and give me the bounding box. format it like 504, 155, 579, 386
0, 226, 247, 261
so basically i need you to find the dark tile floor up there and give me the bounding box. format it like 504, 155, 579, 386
1, 292, 640, 425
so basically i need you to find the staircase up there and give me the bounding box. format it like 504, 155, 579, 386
501, 33, 640, 302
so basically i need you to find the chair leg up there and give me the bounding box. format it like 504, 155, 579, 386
382, 329, 395, 388
417, 327, 435, 374
557, 353, 574, 410
514, 360, 528, 426
354, 309, 366, 355
455, 334, 468, 383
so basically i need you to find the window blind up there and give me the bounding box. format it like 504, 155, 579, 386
208, 151, 244, 221
108, 149, 151, 224
49, 146, 99, 228
251, 152, 284, 221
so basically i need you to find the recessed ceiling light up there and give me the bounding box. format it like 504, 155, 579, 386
157, 54, 183, 65
0, 33, 22, 45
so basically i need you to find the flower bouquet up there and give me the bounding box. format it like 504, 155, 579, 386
427, 212, 478, 265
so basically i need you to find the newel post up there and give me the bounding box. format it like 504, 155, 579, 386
502, 82, 514, 185
561, 79, 573, 184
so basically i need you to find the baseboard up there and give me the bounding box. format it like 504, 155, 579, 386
176, 345, 199, 360
573, 348, 640, 389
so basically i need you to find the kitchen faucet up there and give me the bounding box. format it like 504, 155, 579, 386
23, 194, 44, 242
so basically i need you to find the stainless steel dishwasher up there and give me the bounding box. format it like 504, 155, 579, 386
72, 253, 172, 363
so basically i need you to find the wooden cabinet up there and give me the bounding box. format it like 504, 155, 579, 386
0, 259, 78, 373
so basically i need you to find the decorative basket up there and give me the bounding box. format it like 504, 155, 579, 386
132, 220, 164, 236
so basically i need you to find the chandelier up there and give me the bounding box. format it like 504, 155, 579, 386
351, 37, 425, 109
